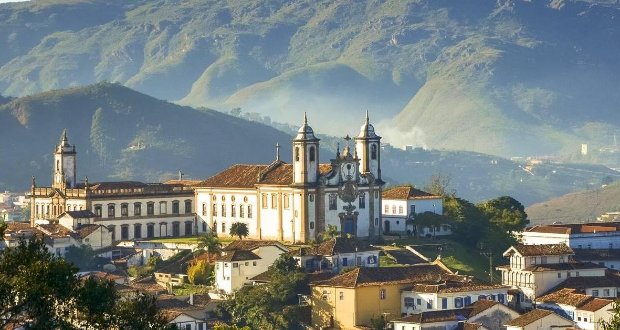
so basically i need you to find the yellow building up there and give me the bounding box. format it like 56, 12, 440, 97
310, 264, 450, 329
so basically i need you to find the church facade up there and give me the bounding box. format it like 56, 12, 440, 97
28, 131, 196, 241
194, 113, 384, 243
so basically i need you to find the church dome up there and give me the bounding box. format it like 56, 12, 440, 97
357, 111, 379, 139
294, 113, 318, 141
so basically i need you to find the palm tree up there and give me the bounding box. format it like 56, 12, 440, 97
229, 222, 249, 240
197, 232, 222, 262
319, 224, 340, 241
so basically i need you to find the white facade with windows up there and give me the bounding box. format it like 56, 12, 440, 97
381, 186, 447, 235
400, 284, 510, 315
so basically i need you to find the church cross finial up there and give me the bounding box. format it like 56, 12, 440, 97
276, 143, 281, 161
304, 112, 308, 125
365, 110, 369, 124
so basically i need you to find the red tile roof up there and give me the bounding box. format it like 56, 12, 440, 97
223, 240, 288, 252
506, 244, 573, 257
382, 185, 442, 200
195, 161, 332, 188
311, 264, 448, 288
504, 309, 559, 327
219, 249, 261, 262
525, 222, 620, 235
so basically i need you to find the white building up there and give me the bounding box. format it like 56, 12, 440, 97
497, 244, 607, 307
536, 288, 613, 330
28, 130, 197, 241
504, 309, 573, 330
293, 237, 380, 272
400, 278, 510, 315
214, 249, 263, 294
381, 186, 447, 236
195, 113, 384, 243
520, 222, 620, 249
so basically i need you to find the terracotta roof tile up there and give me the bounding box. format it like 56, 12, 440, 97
64, 210, 96, 218
311, 264, 448, 288
382, 185, 442, 200
75, 224, 104, 239
394, 309, 472, 324
507, 244, 573, 257
223, 240, 287, 252
195, 162, 332, 188
536, 288, 593, 307
552, 270, 620, 291
525, 222, 620, 235
383, 249, 428, 265
219, 250, 261, 262
504, 309, 556, 327
314, 237, 380, 255
578, 298, 613, 312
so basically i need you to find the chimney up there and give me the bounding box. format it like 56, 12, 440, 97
189, 293, 194, 305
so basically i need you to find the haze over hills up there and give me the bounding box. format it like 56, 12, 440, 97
0, 0, 618, 158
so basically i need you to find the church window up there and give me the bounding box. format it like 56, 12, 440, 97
172, 222, 180, 237
134, 224, 142, 239
94, 205, 102, 217
201, 222, 207, 233
248, 205, 253, 218
309, 146, 316, 162
108, 225, 116, 241
261, 194, 268, 209
375, 218, 379, 226
221, 222, 226, 233
283, 194, 290, 209
231, 204, 236, 217
147, 223, 155, 238
392, 205, 396, 214
121, 203, 128, 217
67, 205, 71, 211
56, 160, 60, 171
410, 205, 416, 215
271, 194, 277, 209
212, 195, 217, 201
134, 203, 142, 216
172, 201, 180, 214
384, 205, 389, 213
371, 144, 377, 160
202, 203, 207, 216
108, 204, 116, 218
185, 221, 192, 236
359, 193, 365, 209
295, 147, 300, 162
231, 196, 236, 202
309, 194, 314, 202
398, 206, 403, 214
221, 204, 226, 217
147, 202, 154, 215
221, 196, 226, 202
375, 191, 379, 199
310, 222, 314, 230
243, 196, 248, 202
240, 205, 244, 218
120, 225, 129, 240
159, 202, 167, 214
46, 204, 50, 216
212, 204, 217, 216
329, 194, 337, 210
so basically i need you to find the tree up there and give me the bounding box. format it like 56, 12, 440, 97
444, 197, 490, 248
64, 244, 100, 271
320, 224, 340, 241
197, 232, 222, 261
600, 300, 620, 330
229, 222, 249, 240
0, 220, 6, 237
425, 173, 455, 197
415, 211, 450, 238
477, 196, 528, 232
187, 260, 213, 285
114, 294, 177, 330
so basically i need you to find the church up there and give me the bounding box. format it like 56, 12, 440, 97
28, 131, 196, 240
194, 113, 384, 243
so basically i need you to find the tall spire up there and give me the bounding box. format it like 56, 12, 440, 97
60, 129, 68, 144
304, 112, 308, 125
365, 110, 369, 125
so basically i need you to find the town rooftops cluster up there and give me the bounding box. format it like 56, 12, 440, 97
536, 288, 613, 311
525, 222, 620, 235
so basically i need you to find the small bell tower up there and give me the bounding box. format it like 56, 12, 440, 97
53, 129, 77, 189
293, 113, 320, 185
355, 111, 381, 180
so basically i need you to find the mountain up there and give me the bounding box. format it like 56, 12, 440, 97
0, 82, 294, 190
526, 180, 620, 224
0, 1, 618, 158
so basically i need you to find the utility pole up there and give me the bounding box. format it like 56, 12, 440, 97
481, 252, 493, 284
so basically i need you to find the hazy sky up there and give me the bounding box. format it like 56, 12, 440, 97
0, 0, 29, 2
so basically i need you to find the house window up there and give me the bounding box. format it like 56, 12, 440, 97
212, 204, 218, 216
375, 191, 379, 199
309, 146, 316, 162
147, 202, 154, 215
417, 299, 422, 305
172, 201, 180, 214
593, 290, 599, 297
464, 296, 471, 305
185, 221, 192, 236
253, 261, 257, 266
172, 222, 180, 237
202, 222, 207, 232
541, 256, 547, 264
375, 218, 379, 226
134, 224, 142, 239
454, 297, 463, 308
108, 204, 116, 217
231, 204, 236, 217
410, 205, 416, 215
329, 194, 337, 210
121, 203, 128, 217
147, 223, 154, 238
240, 205, 244, 218
531, 257, 536, 265
392, 205, 396, 214
262, 194, 268, 209
134, 202, 142, 216
371, 144, 377, 160
398, 206, 403, 214
567, 272, 571, 277
159, 202, 167, 214
367, 256, 377, 264
558, 273, 562, 278
271, 194, 277, 209
498, 294, 505, 303
202, 203, 207, 216
604, 289, 610, 296
185, 200, 192, 214
310, 222, 315, 230
221, 204, 226, 217
221, 222, 226, 233
233, 263, 238, 268
309, 194, 314, 202
404, 298, 415, 308
359, 193, 365, 209
339, 291, 344, 300
427, 300, 433, 309
121, 225, 129, 240
384, 205, 389, 213
442, 298, 448, 309
248, 205, 252, 218
379, 289, 386, 300
283, 194, 290, 209
94, 204, 102, 217
342, 258, 348, 266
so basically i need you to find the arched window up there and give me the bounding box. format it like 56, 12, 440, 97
371, 144, 377, 160
309, 146, 316, 162
295, 147, 300, 162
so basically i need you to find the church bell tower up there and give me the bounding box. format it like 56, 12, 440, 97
293, 113, 320, 185
53, 129, 77, 189
355, 111, 381, 180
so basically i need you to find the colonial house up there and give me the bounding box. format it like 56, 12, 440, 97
504, 309, 573, 330
519, 222, 620, 249
293, 237, 380, 272
392, 300, 520, 330
535, 288, 613, 330
28, 131, 196, 241
214, 249, 263, 294
497, 244, 607, 307
400, 276, 510, 315
156, 295, 209, 330
223, 240, 289, 266
194, 113, 384, 243
551, 270, 620, 298
310, 264, 451, 329
381, 186, 447, 236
